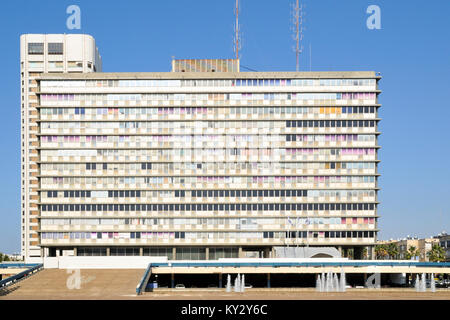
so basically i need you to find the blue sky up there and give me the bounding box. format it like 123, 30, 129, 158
0, 0, 449, 253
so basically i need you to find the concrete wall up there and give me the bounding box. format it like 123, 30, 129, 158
44, 256, 168, 269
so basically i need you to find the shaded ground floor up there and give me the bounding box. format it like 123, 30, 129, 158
44, 245, 374, 260
148, 272, 450, 290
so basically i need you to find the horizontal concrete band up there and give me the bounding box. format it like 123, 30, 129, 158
38, 71, 380, 80
151, 266, 450, 274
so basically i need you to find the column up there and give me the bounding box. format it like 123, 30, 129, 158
238, 246, 243, 258
106, 247, 110, 256
337, 246, 342, 257
205, 247, 210, 260
172, 247, 176, 260
73, 247, 77, 256
139, 247, 143, 256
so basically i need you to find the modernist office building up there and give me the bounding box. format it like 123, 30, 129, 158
21, 35, 381, 261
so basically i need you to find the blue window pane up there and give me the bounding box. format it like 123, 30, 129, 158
275, 79, 280, 86
342, 107, 347, 113
287, 79, 291, 86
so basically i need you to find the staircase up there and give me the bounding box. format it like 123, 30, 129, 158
0, 269, 144, 299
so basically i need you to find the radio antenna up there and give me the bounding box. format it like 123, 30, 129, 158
291, 0, 305, 71
234, 0, 242, 60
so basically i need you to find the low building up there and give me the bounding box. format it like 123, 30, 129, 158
436, 233, 450, 262
378, 237, 438, 262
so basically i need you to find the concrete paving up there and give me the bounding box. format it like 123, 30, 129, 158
143, 288, 450, 300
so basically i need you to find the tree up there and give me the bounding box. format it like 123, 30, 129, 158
405, 246, 420, 260
427, 245, 446, 262
362, 247, 368, 260
375, 244, 388, 260
387, 243, 399, 260
0, 253, 10, 262
350, 249, 355, 259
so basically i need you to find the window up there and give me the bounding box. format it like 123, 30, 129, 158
48, 43, 63, 54
68, 61, 83, 68
28, 43, 44, 54
28, 61, 43, 68
48, 61, 63, 69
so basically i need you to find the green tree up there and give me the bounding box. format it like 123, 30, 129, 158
405, 246, 421, 260
375, 244, 388, 260
387, 243, 399, 260
427, 245, 446, 262
0, 253, 10, 262
362, 247, 368, 260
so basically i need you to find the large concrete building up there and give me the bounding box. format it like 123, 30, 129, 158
21, 34, 381, 261
20, 34, 102, 259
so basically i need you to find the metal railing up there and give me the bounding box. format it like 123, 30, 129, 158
0, 263, 40, 269
0, 264, 43, 289
149, 261, 450, 268
136, 263, 152, 295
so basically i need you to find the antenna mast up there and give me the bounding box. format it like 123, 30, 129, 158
291, 0, 304, 71
234, 0, 242, 60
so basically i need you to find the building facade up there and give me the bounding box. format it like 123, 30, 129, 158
20, 34, 102, 259
22, 35, 382, 261
437, 234, 450, 262
383, 238, 440, 262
